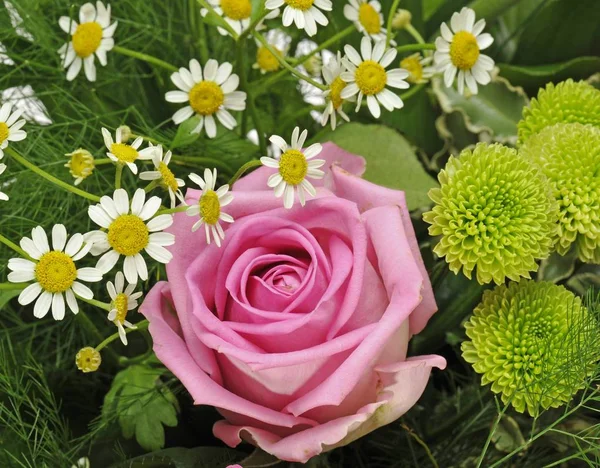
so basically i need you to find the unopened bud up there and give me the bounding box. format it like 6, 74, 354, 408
392, 9, 412, 30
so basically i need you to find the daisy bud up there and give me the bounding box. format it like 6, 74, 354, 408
392, 9, 412, 30
76, 347, 101, 373
117, 125, 133, 143
65, 148, 95, 185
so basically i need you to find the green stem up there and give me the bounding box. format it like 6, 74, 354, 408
253, 32, 327, 90
96, 320, 149, 352
405, 24, 425, 44
157, 206, 188, 216
112, 45, 178, 72
477, 404, 508, 468
396, 43, 436, 54
144, 180, 159, 193
0, 282, 27, 291
290, 25, 355, 67
400, 82, 427, 101
115, 164, 123, 189
0, 233, 32, 259
386, 0, 402, 47
79, 296, 112, 312
77, 313, 120, 363
197, 0, 239, 39
228, 160, 263, 187
7, 148, 101, 203
94, 158, 113, 166
238, 10, 269, 42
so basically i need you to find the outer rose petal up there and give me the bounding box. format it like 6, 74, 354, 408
214, 355, 446, 463
234, 142, 366, 191
330, 165, 437, 335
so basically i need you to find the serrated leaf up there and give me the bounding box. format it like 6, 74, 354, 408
432, 74, 528, 144
102, 364, 179, 452
110, 446, 244, 468
314, 123, 438, 210
171, 116, 202, 149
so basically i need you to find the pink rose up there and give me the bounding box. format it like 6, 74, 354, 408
141, 143, 445, 463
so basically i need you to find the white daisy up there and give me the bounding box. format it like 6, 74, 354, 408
65, 148, 95, 185
434, 7, 494, 95
400, 53, 436, 84
57, 1, 118, 82
0, 102, 27, 160
265, 0, 332, 37
86, 188, 175, 284
186, 168, 234, 247
7, 225, 102, 320
101, 127, 154, 175
165, 59, 247, 139
252, 30, 290, 74
343, 0, 389, 42
139, 144, 185, 208
106, 271, 142, 345
0, 164, 8, 201
260, 127, 325, 209
341, 36, 409, 118
201, 0, 280, 36
321, 52, 351, 130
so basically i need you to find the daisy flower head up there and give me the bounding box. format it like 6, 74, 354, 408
65, 148, 95, 185
165, 59, 247, 139
0, 102, 27, 160
201, 0, 280, 37
400, 53, 436, 84
106, 272, 142, 345
341, 36, 409, 118
253, 30, 290, 74
57, 1, 118, 81
344, 0, 388, 42
86, 188, 175, 284
260, 127, 325, 209
434, 7, 494, 95
7, 225, 102, 320
187, 168, 234, 247
321, 52, 351, 130
75, 348, 101, 373
139, 144, 185, 208
101, 127, 153, 175
265, 0, 332, 37
0, 164, 8, 201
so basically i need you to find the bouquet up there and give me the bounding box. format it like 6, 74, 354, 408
1, 0, 599, 466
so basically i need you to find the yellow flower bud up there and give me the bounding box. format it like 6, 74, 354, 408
75, 347, 101, 373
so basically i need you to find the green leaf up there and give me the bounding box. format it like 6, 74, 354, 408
538, 249, 577, 284
102, 364, 179, 452
0, 289, 21, 309
315, 123, 438, 210
431, 110, 479, 170
498, 57, 600, 95
491, 415, 526, 453
171, 117, 202, 150
109, 446, 244, 468
432, 75, 528, 144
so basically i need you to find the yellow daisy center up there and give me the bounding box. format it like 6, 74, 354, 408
355, 60, 387, 95
0, 122, 9, 144
358, 3, 381, 34
284, 0, 314, 11
199, 190, 221, 225
110, 143, 139, 164
189, 81, 224, 116
400, 55, 424, 83
113, 293, 129, 324
256, 46, 282, 73
450, 30, 480, 70
68, 150, 95, 178
75, 347, 101, 373
35, 251, 78, 293
220, 0, 252, 20
107, 214, 149, 256
330, 76, 346, 109
279, 149, 307, 186
158, 162, 179, 193
72, 22, 103, 58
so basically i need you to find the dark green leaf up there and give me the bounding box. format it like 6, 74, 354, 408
171, 117, 202, 150
538, 250, 577, 284
469, 0, 524, 20
0, 289, 21, 309
492, 415, 526, 453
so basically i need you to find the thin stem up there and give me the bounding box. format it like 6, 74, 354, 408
477, 403, 508, 468
157, 205, 188, 216
7, 148, 101, 203
144, 180, 159, 193
290, 25, 355, 66
112, 45, 178, 72
401, 424, 439, 468
399, 82, 427, 101
197, 0, 239, 39
96, 320, 149, 352
77, 313, 120, 363
386, 0, 402, 47
405, 23, 425, 44
0, 282, 26, 291
115, 164, 123, 189
78, 296, 112, 312
396, 43, 436, 54
0, 233, 32, 259
228, 160, 263, 187
238, 10, 269, 42
253, 32, 327, 90
94, 158, 113, 166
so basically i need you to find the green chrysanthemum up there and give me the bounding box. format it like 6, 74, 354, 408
462, 281, 596, 416
520, 122, 600, 263
423, 143, 557, 285
518, 79, 600, 145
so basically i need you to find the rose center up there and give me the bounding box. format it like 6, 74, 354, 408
284, 0, 314, 11
200, 190, 221, 225
0, 122, 9, 144
113, 293, 129, 324
355, 60, 387, 95
220, 0, 252, 20
256, 46, 282, 73
35, 251, 78, 293
279, 149, 308, 186
329, 76, 346, 109
400, 56, 423, 83
110, 143, 139, 163
107, 214, 149, 256
358, 3, 381, 34
450, 31, 480, 70
72, 22, 103, 58
158, 162, 179, 192
189, 81, 224, 116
